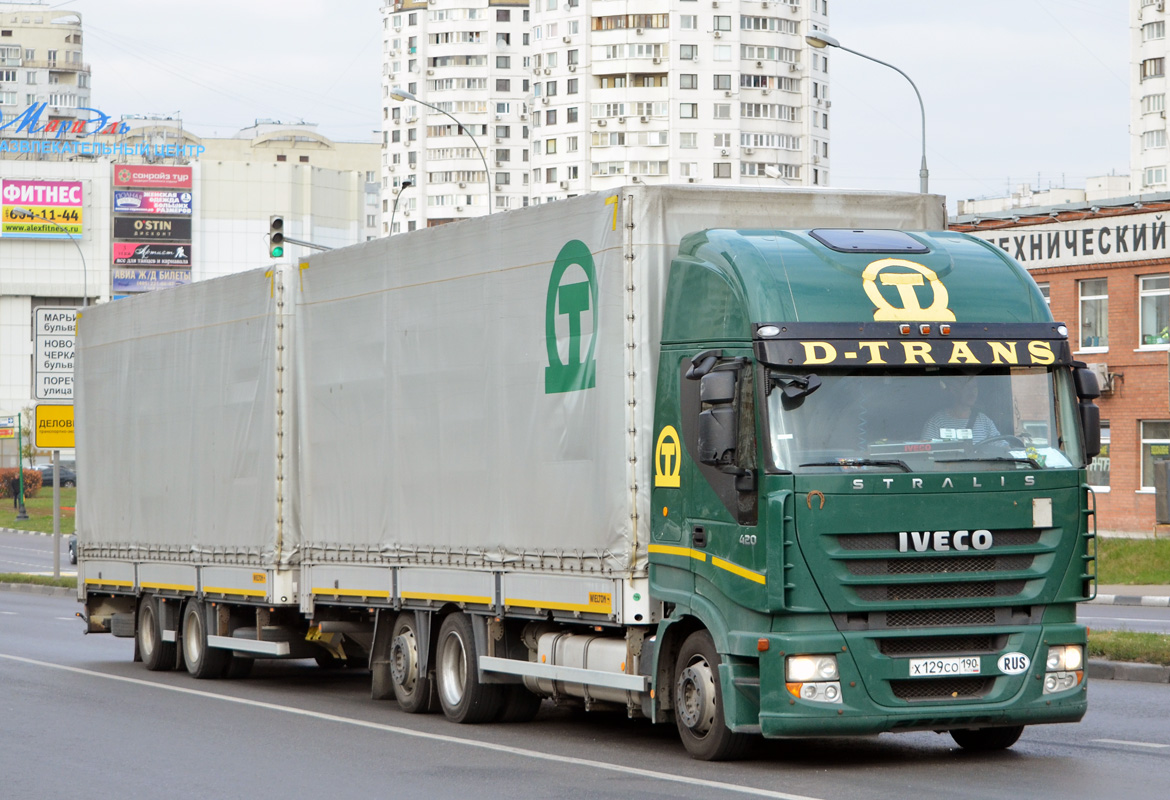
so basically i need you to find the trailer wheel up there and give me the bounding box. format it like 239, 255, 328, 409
182, 600, 229, 679
137, 595, 175, 672
949, 725, 1025, 751
389, 612, 438, 713
496, 684, 543, 723
435, 613, 505, 723
673, 630, 751, 761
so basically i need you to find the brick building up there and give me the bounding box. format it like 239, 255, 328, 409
953, 194, 1170, 532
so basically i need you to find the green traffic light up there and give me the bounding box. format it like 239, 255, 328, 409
272, 245, 284, 257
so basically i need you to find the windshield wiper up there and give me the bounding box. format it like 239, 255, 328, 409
936, 456, 1042, 470
799, 458, 912, 473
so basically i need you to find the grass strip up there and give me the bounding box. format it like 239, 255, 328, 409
1095, 538, 1170, 585
0, 488, 76, 535
0, 573, 77, 589
1088, 629, 1170, 667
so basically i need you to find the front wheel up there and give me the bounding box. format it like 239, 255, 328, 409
435, 613, 504, 723
673, 630, 751, 761
949, 725, 1025, 751
387, 612, 438, 713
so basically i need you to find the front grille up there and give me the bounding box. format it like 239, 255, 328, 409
886, 608, 998, 627
837, 530, 1042, 551
878, 634, 1006, 657
855, 580, 1026, 602
890, 677, 993, 701
846, 555, 1034, 576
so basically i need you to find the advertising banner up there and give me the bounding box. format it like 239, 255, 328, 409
112, 242, 192, 267
113, 215, 192, 241
0, 179, 84, 238
112, 267, 192, 293
113, 189, 193, 216
113, 164, 192, 189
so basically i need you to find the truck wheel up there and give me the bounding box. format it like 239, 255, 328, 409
137, 595, 176, 671
435, 613, 504, 723
182, 600, 229, 679
949, 725, 1025, 751
674, 630, 751, 761
496, 684, 543, 723
389, 612, 438, 713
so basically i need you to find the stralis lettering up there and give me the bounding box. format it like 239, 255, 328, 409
899, 530, 993, 552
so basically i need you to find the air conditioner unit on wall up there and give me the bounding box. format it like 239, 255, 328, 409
1086, 363, 1114, 393
569, 65, 576, 72
598, 119, 608, 126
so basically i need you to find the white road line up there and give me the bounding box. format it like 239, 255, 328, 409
1084, 616, 1169, 624
1092, 739, 1170, 750
0, 653, 824, 800
0, 611, 16, 616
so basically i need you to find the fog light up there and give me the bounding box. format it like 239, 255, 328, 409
787, 680, 843, 704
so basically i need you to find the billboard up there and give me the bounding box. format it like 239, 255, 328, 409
0, 179, 84, 238
113, 215, 192, 241
113, 189, 193, 216
112, 267, 192, 293
112, 242, 192, 267
113, 164, 192, 189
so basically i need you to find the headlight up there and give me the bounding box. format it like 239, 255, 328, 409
786, 654, 839, 682
1046, 645, 1083, 672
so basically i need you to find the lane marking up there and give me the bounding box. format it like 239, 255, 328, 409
0, 611, 16, 616
1092, 739, 1170, 750
0, 653, 823, 800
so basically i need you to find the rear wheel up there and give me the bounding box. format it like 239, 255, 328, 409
673, 630, 751, 761
949, 725, 1025, 751
435, 613, 505, 723
182, 601, 229, 679
389, 612, 438, 713
137, 596, 175, 671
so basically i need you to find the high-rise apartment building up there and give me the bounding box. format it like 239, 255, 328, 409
1134, 0, 1170, 192
381, 0, 830, 232
0, 2, 90, 124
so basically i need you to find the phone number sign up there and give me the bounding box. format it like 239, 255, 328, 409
0, 179, 84, 238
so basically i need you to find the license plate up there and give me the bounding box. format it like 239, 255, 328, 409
908, 656, 981, 677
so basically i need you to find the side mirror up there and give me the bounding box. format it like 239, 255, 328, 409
697, 370, 738, 466
1080, 401, 1101, 461
1074, 367, 1101, 400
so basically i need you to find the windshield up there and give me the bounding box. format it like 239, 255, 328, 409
764, 366, 1083, 473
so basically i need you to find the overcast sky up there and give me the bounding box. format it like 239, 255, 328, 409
32, 0, 1132, 210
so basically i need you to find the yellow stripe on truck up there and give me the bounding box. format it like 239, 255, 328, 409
649, 544, 765, 585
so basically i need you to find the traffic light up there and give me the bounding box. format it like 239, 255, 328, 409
269, 215, 284, 258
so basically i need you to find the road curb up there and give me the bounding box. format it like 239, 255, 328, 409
1085, 595, 1170, 608
1088, 658, 1170, 683
0, 581, 75, 599
0, 526, 67, 537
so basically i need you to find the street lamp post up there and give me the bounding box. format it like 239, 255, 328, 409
389, 180, 413, 236
389, 87, 492, 215
13, 206, 90, 306
805, 32, 929, 194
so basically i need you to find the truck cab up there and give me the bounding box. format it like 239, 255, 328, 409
649, 228, 1098, 758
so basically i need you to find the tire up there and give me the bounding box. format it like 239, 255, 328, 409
435, 613, 505, 723
137, 595, 176, 672
950, 725, 1025, 751
222, 655, 254, 679
62, 480, 75, 488
388, 612, 438, 713
182, 600, 229, 679
673, 630, 752, 761
496, 684, 543, 723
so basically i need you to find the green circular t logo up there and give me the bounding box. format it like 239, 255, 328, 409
544, 239, 597, 394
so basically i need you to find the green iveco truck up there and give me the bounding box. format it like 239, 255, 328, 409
76, 186, 1098, 761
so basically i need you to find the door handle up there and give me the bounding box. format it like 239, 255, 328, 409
692, 525, 707, 549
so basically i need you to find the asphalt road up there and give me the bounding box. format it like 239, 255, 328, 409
2, 592, 1170, 800
0, 530, 72, 575
1079, 604, 1170, 635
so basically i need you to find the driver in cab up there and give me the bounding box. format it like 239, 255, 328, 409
921, 376, 1000, 444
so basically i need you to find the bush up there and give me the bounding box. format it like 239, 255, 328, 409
0, 468, 42, 499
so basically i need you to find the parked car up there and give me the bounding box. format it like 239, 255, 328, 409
68, 534, 77, 565
34, 464, 77, 488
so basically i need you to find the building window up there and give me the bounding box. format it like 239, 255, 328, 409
680, 44, 697, 60
1144, 129, 1167, 149
276, 154, 287, 162
1141, 421, 1170, 489
714, 15, 731, 31
1141, 274, 1170, 345
1036, 282, 1050, 305
713, 103, 731, 120
497, 9, 510, 21
496, 78, 511, 91
1145, 166, 1168, 187
1142, 57, 1165, 80
713, 45, 731, 61
714, 162, 732, 179
1079, 278, 1108, 350
680, 14, 698, 29
1144, 20, 1166, 41
680, 74, 698, 90
567, 78, 579, 94
1088, 421, 1110, 490
1143, 94, 1165, 115
680, 131, 697, 148
497, 56, 510, 69
713, 74, 731, 91
680, 103, 697, 118
567, 106, 578, 123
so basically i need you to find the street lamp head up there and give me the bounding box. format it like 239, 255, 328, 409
805, 32, 841, 49
390, 87, 416, 102
400, 180, 413, 190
